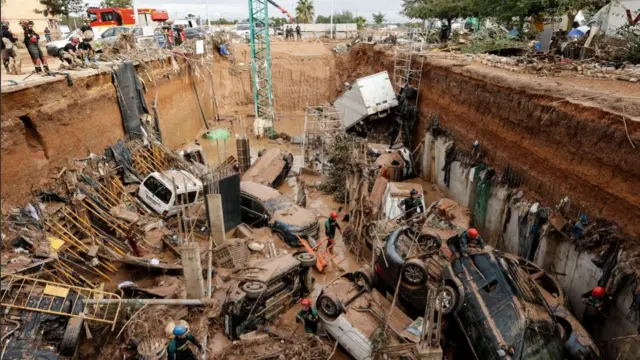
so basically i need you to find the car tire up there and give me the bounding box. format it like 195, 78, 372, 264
353, 268, 374, 288
365, 223, 376, 249
317, 294, 340, 318
402, 259, 428, 285
59, 317, 84, 356
296, 252, 317, 267
242, 282, 268, 299
436, 285, 458, 315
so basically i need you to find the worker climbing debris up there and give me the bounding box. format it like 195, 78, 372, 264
581, 286, 610, 338
296, 298, 319, 334
167, 324, 202, 360
398, 188, 424, 221
325, 211, 342, 254
450, 228, 485, 257
21, 20, 49, 73
1, 21, 20, 75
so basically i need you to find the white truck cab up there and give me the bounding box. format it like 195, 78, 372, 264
138, 170, 203, 217
381, 182, 426, 220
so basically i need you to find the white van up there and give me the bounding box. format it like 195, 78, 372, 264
138, 170, 203, 217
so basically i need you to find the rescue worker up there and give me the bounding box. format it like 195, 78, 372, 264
23, 21, 49, 73
79, 18, 95, 62
174, 25, 184, 46
296, 299, 319, 334
325, 211, 342, 254
57, 37, 84, 70
440, 21, 449, 43
1, 21, 20, 74
296, 24, 301, 40
582, 286, 607, 331
167, 325, 202, 360
44, 26, 51, 42
456, 228, 485, 257
398, 189, 424, 221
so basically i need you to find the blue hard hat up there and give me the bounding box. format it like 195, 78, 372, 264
173, 325, 187, 336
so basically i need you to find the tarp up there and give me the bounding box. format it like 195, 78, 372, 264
112, 61, 149, 138
590, 1, 640, 34
104, 140, 141, 183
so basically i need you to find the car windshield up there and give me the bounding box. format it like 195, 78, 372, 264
264, 195, 293, 213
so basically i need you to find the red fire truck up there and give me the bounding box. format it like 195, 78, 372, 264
86, 7, 168, 36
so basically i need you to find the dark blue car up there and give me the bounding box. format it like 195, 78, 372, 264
240, 181, 318, 247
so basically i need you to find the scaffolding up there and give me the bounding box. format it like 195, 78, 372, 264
248, 0, 275, 137
302, 104, 343, 174
392, 43, 426, 106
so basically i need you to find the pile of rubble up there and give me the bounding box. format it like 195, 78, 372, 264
475, 53, 640, 82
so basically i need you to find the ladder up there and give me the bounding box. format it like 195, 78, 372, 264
248, 0, 275, 138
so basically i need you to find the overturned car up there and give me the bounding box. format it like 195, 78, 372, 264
222, 251, 317, 339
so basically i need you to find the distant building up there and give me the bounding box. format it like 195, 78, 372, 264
1, 0, 62, 39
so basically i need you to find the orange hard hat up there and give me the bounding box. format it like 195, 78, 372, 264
592, 286, 605, 298
301, 298, 311, 306
330, 211, 338, 219
467, 228, 479, 238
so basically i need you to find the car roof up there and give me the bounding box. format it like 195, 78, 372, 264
387, 182, 424, 197
240, 181, 281, 202
239, 254, 301, 283
150, 170, 202, 192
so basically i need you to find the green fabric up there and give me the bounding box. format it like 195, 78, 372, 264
203, 128, 230, 140
473, 164, 490, 228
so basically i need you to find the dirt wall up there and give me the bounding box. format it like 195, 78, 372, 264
341, 43, 640, 237
0, 59, 214, 206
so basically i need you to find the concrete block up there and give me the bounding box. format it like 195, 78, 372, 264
421, 132, 435, 182
206, 194, 226, 246
433, 138, 453, 192
502, 202, 525, 255
180, 243, 205, 299
447, 162, 476, 208
482, 186, 509, 247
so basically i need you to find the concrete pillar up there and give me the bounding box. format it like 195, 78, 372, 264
180, 243, 205, 299
481, 186, 509, 247
206, 194, 226, 246
421, 132, 434, 181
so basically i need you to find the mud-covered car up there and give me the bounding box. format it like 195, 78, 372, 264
315, 270, 423, 360
506, 254, 601, 360
374, 226, 461, 315
449, 251, 567, 359
240, 181, 319, 246
242, 148, 294, 188
222, 251, 317, 339
1, 290, 86, 358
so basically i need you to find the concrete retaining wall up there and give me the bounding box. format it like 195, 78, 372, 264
420, 133, 639, 345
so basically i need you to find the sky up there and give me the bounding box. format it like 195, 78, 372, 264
86, 0, 409, 23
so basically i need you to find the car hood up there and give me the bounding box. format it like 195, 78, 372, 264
272, 204, 317, 230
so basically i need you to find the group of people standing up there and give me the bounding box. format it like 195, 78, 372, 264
161, 20, 187, 48
285, 24, 301, 40
1, 20, 50, 74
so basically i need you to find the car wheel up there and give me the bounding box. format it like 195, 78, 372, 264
242, 281, 268, 299
59, 317, 84, 356
353, 268, 374, 288
418, 234, 442, 250
402, 259, 428, 285
317, 294, 340, 318
435, 285, 458, 315
295, 252, 317, 267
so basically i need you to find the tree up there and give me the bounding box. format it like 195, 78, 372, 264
355, 16, 366, 30
34, 0, 88, 17
270, 17, 287, 27
99, 0, 132, 7
295, 0, 315, 23
316, 15, 330, 23
373, 12, 385, 25
186, 13, 196, 19
333, 10, 354, 23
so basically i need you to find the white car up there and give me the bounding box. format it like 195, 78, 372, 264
45, 30, 83, 55
137, 170, 203, 217
381, 182, 426, 221
315, 270, 422, 360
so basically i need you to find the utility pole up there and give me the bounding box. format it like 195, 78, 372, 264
330, 0, 334, 39
206, 0, 210, 27
132, 0, 139, 26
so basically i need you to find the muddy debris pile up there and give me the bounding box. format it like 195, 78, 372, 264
475, 53, 640, 82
